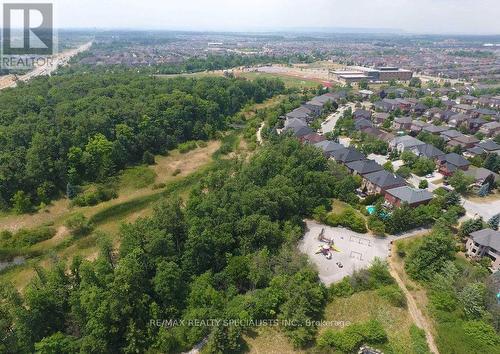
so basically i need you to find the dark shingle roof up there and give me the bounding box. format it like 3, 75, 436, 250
363, 170, 407, 188
413, 144, 445, 159
330, 147, 366, 163
345, 159, 383, 175
386, 186, 433, 204
477, 140, 500, 152
439, 153, 470, 168
313, 140, 344, 153
469, 229, 500, 250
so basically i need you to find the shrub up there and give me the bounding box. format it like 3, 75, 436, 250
142, 151, 155, 165
367, 216, 385, 236
462, 320, 499, 347
419, 180, 428, 189
178, 140, 197, 153
325, 208, 367, 233
11, 191, 32, 214
65, 213, 93, 237
317, 320, 387, 352
196, 140, 208, 148
409, 325, 430, 354
377, 285, 407, 307
152, 182, 166, 190
396, 165, 412, 178
0, 226, 56, 249
329, 277, 354, 298
71, 184, 118, 207
172, 168, 181, 176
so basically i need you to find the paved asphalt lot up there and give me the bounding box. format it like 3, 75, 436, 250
299, 220, 391, 285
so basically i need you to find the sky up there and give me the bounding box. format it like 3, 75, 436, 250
9, 0, 500, 34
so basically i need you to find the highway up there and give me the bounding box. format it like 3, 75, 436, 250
0, 41, 92, 90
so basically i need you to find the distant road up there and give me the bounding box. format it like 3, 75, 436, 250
0, 41, 92, 90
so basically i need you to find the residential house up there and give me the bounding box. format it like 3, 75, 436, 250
465, 229, 500, 272
361, 127, 395, 142
393, 116, 412, 131
467, 117, 487, 133
447, 135, 479, 149
452, 104, 474, 114
424, 107, 443, 120
410, 120, 430, 134
437, 110, 458, 123
458, 95, 478, 106
373, 100, 394, 112
372, 112, 390, 126
345, 159, 383, 176
440, 129, 464, 142
423, 124, 449, 135
464, 167, 499, 187
384, 186, 433, 208
330, 147, 366, 164
355, 118, 373, 130
476, 140, 500, 154
286, 106, 315, 123
313, 140, 344, 156
389, 135, 425, 153
464, 146, 487, 158
448, 113, 470, 128
353, 109, 372, 120
300, 133, 325, 144
411, 102, 427, 115
437, 153, 470, 176
411, 143, 445, 160
361, 170, 407, 195
283, 118, 313, 137
479, 121, 500, 137
358, 89, 374, 99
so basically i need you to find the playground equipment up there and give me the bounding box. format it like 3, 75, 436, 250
317, 228, 341, 252
318, 228, 333, 244
315, 228, 342, 260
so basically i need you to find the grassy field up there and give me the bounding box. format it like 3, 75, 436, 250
237, 71, 323, 89
242, 290, 420, 354
321, 291, 417, 353
242, 327, 306, 354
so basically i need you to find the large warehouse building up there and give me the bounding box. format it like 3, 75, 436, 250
332, 66, 413, 84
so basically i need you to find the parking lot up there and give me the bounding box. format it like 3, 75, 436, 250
299, 220, 391, 285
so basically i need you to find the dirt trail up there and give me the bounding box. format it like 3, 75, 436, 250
388, 256, 439, 354
256, 122, 265, 145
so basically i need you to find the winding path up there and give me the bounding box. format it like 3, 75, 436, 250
388, 254, 440, 354
257, 121, 265, 145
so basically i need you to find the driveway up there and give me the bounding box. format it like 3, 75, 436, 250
367, 153, 388, 165
321, 103, 356, 134
462, 198, 500, 220
299, 220, 391, 285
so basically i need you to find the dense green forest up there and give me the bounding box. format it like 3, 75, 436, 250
0, 74, 285, 211
0, 137, 359, 353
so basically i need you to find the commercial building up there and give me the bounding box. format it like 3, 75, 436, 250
332, 66, 413, 84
